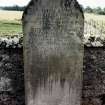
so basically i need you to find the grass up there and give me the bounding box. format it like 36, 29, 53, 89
0, 20, 22, 35
0, 10, 23, 36
84, 13, 105, 30
84, 13, 105, 38
0, 10, 105, 37
85, 13, 105, 21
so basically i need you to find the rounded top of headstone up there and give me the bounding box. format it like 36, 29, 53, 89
22, 0, 84, 20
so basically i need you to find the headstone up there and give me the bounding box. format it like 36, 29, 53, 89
22, 0, 84, 105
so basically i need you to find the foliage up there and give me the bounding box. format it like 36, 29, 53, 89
1, 5, 26, 11
85, 6, 93, 13
84, 6, 105, 15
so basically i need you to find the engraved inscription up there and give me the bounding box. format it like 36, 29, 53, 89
23, 0, 84, 105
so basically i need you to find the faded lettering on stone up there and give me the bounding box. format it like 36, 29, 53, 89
23, 0, 84, 105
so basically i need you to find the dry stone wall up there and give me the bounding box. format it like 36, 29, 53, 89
0, 38, 104, 105
0, 48, 24, 105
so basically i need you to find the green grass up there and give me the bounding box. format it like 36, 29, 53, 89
0, 10, 23, 36
0, 20, 22, 36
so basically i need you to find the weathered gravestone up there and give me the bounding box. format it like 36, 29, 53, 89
22, 0, 84, 105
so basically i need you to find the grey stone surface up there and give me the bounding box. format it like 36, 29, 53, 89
23, 0, 84, 105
